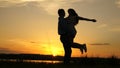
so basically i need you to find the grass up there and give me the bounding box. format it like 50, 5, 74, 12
0, 61, 120, 68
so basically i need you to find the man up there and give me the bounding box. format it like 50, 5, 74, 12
58, 9, 72, 63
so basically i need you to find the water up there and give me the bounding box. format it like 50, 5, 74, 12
25, 60, 62, 63
0, 59, 62, 64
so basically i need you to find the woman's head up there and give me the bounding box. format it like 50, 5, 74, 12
58, 9, 65, 17
67, 8, 79, 25
68, 8, 78, 16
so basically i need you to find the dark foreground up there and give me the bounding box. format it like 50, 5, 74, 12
0, 54, 120, 68
0, 61, 120, 68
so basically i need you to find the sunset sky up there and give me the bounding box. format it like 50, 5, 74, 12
0, 0, 120, 58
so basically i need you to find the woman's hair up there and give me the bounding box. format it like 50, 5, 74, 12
68, 8, 79, 25
68, 8, 78, 16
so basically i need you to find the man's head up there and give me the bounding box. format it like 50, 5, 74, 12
58, 9, 65, 17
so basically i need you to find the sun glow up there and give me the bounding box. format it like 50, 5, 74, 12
50, 45, 63, 57
41, 43, 63, 56
51, 47, 58, 56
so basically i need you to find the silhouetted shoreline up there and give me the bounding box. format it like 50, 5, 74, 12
0, 54, 63, 61
0, 54, 120, 65
0, 54, 120, 68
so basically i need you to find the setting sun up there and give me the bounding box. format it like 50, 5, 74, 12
50, 46, 62, 56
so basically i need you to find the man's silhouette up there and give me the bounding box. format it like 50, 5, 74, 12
58, 9, 72, 63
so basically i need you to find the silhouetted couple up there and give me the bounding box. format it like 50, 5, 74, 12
58, 8, 96, 64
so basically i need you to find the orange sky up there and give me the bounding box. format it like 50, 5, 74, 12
0, 0, 120, 58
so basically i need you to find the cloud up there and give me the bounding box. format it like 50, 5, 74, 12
0, 0, 96, 15
116, 0, 120, 8
8, 39, 44, 46
97, 24, 108, 28
0, 47, 18, 53
89, 43, 110, 45
27, 0, 84, 15
30, 41, 37, 43
0, 0, 82, 15
8, 39, 36, 46
109, 28, 120, 32
0, 0, 42, 7
97, 24, 120, 32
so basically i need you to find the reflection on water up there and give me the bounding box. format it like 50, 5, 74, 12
0, 59, 62, 64
23, 60, 62, 63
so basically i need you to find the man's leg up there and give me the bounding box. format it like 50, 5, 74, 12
60, 35, 72, 64
63, 45, 71, 64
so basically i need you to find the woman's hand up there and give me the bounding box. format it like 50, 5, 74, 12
91, 19, 97, 22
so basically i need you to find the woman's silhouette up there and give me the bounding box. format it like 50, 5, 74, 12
66, 8, 96, 54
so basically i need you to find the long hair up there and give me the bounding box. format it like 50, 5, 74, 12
68, 8, 79, 25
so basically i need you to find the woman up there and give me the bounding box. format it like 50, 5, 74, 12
66, 8, 96, 54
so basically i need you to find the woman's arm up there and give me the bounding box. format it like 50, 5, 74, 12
78, 16, 97, 22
